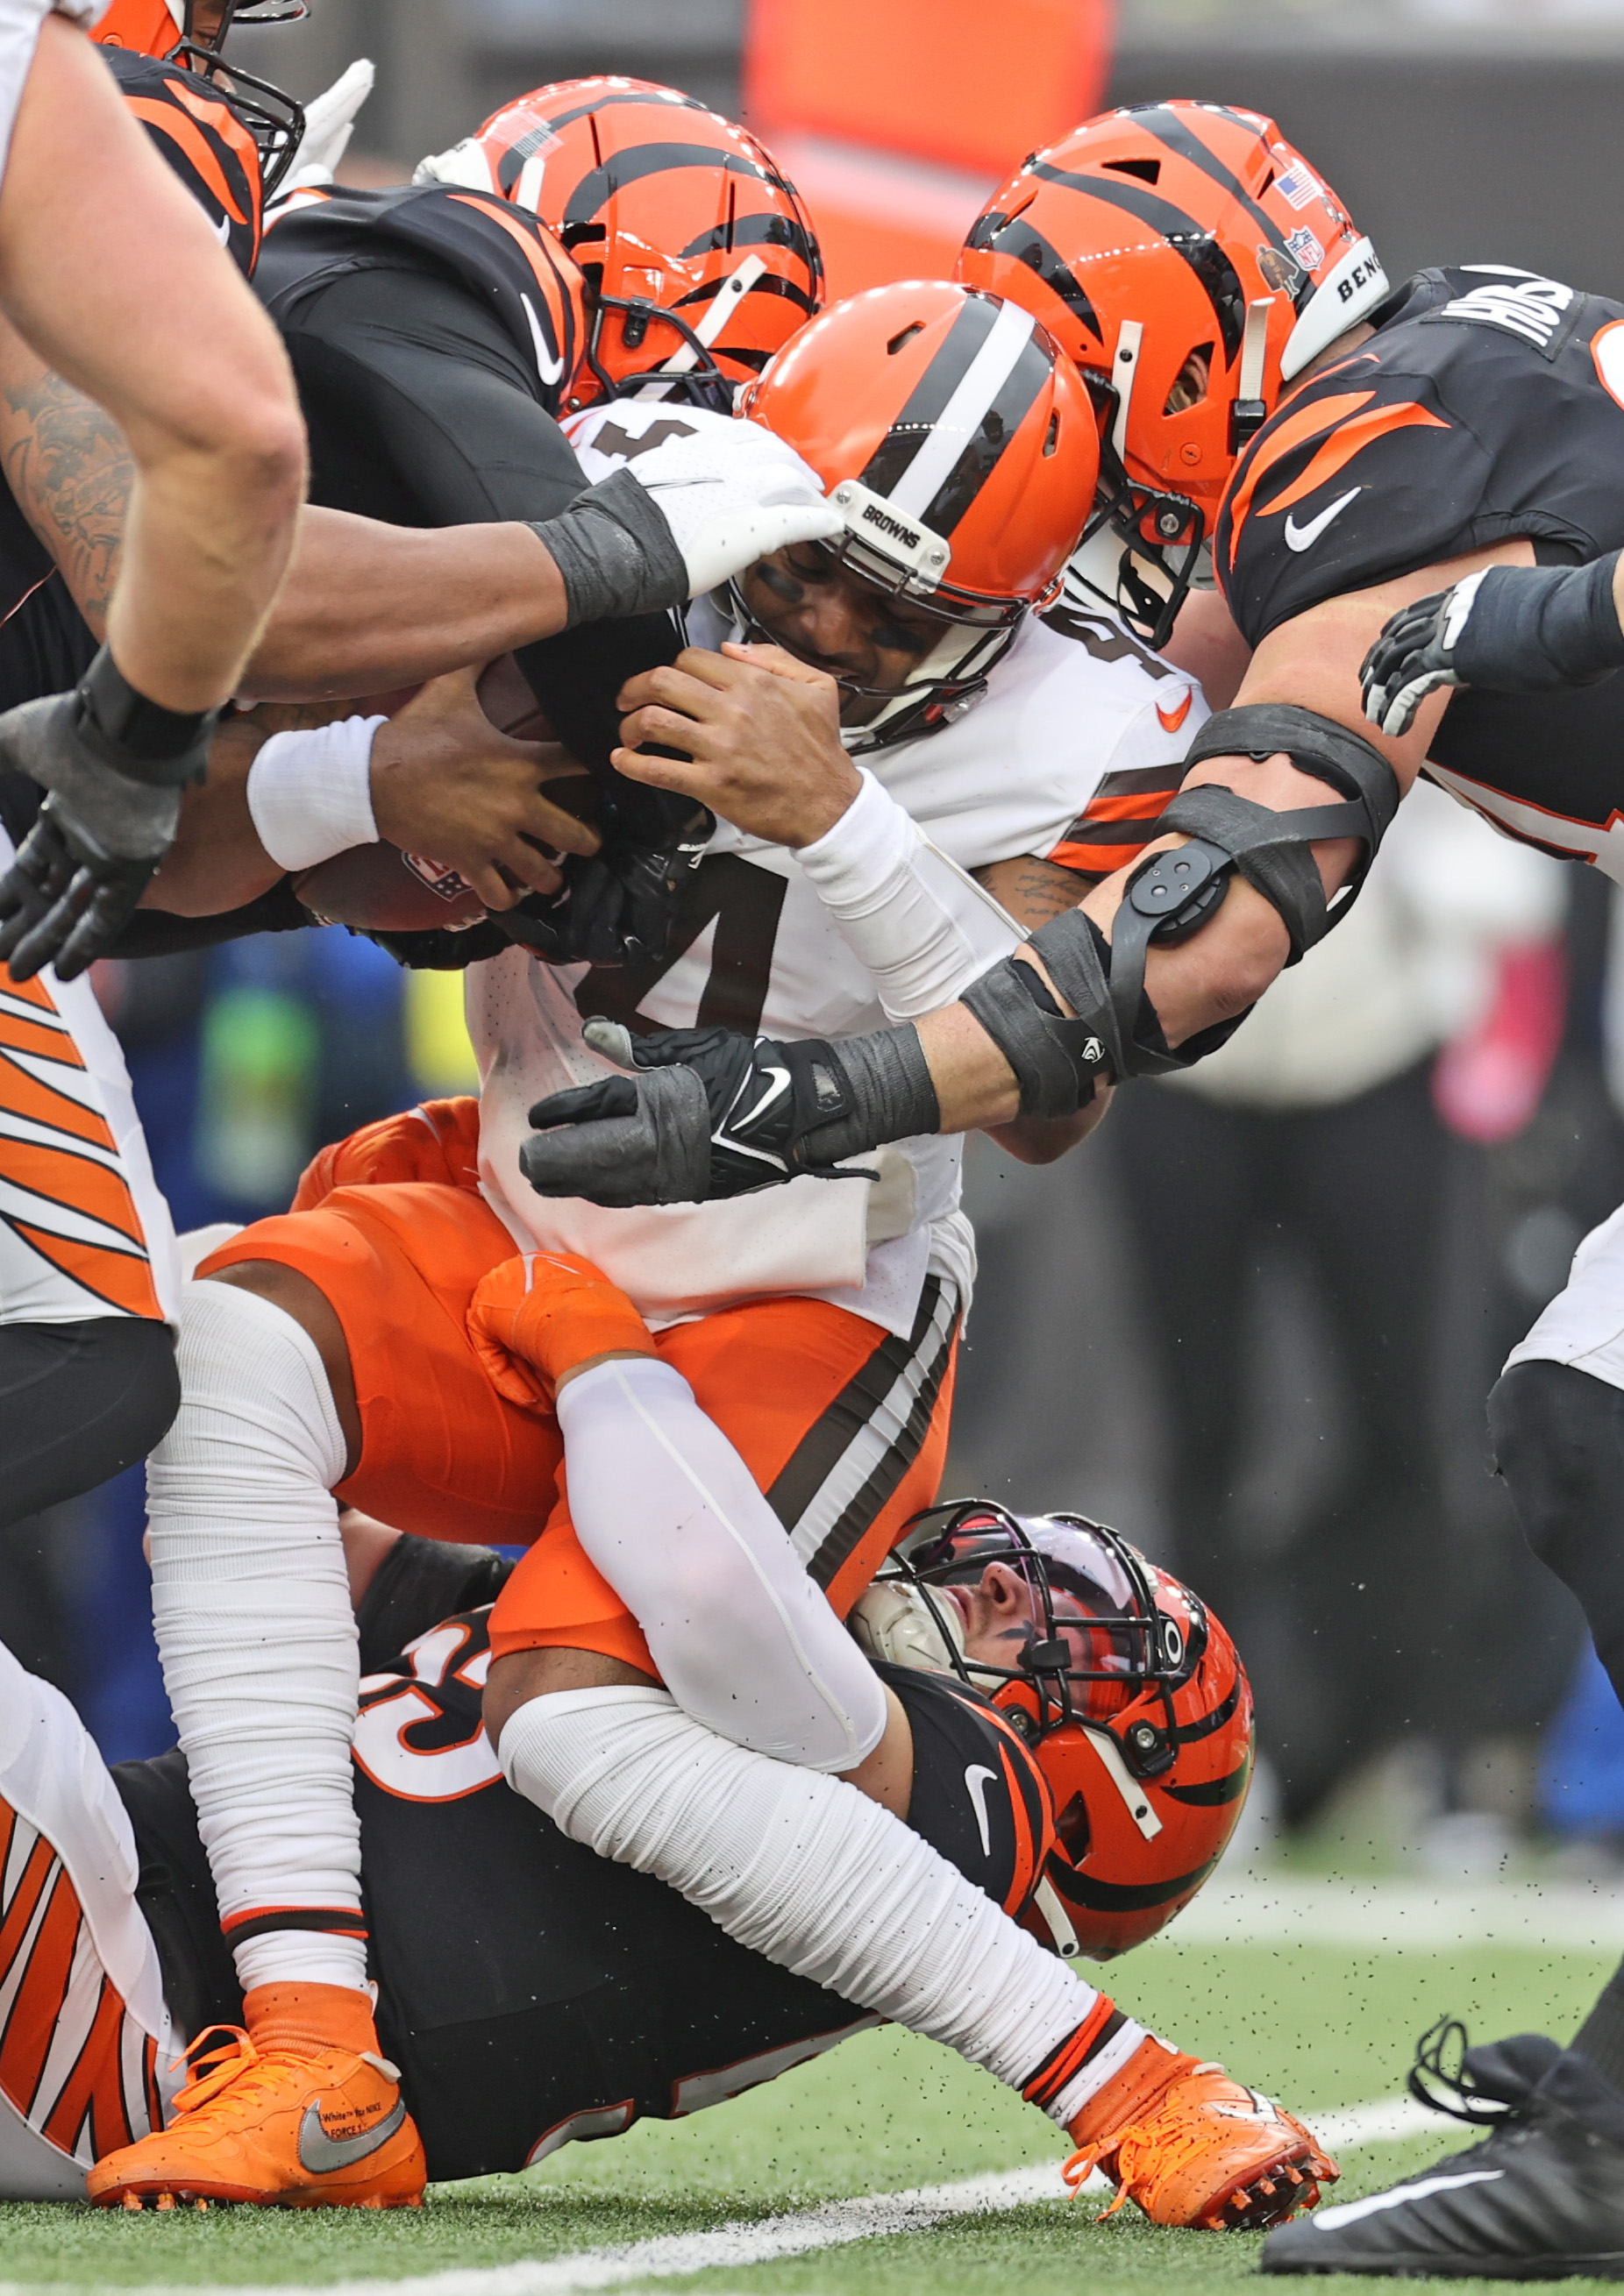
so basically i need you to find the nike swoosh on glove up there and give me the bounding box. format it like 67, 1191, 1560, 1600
620, 422, 843, 599
518, 1017, 939, 1207
1362, 551, 1624, 736
0, 689, 198, 981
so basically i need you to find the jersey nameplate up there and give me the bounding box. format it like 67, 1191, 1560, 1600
1422, 269, 1589, 363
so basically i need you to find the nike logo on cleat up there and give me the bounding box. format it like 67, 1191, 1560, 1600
1284, 487, 1361, 552
296, 2097, 406, 2175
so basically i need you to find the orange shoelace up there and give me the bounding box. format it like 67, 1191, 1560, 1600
1061, 2065, 1265, 2222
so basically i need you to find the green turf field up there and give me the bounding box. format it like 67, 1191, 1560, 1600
1, 1891, 1619, 2294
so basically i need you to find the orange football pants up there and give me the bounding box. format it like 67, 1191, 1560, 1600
198, 1180, 958, 1674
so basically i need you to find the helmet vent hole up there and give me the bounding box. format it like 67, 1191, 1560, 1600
887, 322, 925, 356
1043, 411, 1059, 457
1055, 1792, 1090, 1859
1103, 157, 1161, 185
1164, 345, 1213, 416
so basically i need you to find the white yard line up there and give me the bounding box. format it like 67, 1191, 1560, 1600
1167, 1874, 1624, 1952
0, 2086, 1439, 2296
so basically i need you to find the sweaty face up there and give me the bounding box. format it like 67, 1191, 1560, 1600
739, 545, 944, 724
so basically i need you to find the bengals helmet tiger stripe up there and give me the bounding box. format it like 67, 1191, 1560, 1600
735, 280, 1099, 750
415, 77, 822, 415
884, 1500, 1255, 1958
96, 0, 307, 199
957, 101, 1385, 647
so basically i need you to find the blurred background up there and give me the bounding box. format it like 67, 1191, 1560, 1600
22, 0, 1624, 1879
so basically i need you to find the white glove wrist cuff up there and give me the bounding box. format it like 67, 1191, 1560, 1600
246, 714, 384, 872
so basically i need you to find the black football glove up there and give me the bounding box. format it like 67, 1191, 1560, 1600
0, 648, 214, 981
1362, 552, 1624, 737
495, 804, 711, 969
518, 1017, 940, 1208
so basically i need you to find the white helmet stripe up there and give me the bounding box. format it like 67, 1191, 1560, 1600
886, 299, 1037, 522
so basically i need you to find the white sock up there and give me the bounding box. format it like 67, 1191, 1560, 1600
498, 1685, 1136, 2113
557, 1358, 886, 1770
146, 1281, 367, 1995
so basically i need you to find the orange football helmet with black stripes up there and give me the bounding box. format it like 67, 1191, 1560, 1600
958, 101, 1386, 646
888, 1500, 1255, 1958
417, 77, 822, 415
736, 280, 1099, 748
96, 0, 307, 198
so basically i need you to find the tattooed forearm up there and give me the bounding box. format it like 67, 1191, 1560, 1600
971, 852, 1095, 930
0, 366, 133, 637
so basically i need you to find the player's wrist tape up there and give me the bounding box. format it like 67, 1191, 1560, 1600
797, 1024, 940, 1164
1174, 704, 1399, 949
1453, 551, 1624, 690
795, 771, 1024, 1022
246, 714, 384, 871
958, 705, 1402, 1106
79, 647, 220, 789
531, 467, 687, 629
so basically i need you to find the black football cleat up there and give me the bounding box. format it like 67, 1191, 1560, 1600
1261, 2025, 1624, 2278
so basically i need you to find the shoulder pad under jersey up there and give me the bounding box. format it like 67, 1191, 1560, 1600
1217, 263, 1624, 647
260, 182, 586, 413
103, 46, 261, 277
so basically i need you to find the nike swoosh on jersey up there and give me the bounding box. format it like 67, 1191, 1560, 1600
212, 211, 231, 245
1156, 688, 1193, 735
964, 1763, 997, 1858
296, 2096, 406, 2175
521, 293, 565, 387
1283, 487, 1361, 553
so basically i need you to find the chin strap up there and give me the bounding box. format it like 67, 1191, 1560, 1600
961, 704, 1400, 1113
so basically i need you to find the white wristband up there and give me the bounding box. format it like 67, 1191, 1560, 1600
246, 714, 385, 873
796, 769, 1023, 1020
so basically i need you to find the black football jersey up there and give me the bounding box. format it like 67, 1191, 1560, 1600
1216, 267, 1624, 868
256, 186, 584, 418
113, 1539, 1055, 2183
103, 48, 263, 278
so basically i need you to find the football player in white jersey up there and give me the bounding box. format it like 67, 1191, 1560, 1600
104, 279, 1223, 2207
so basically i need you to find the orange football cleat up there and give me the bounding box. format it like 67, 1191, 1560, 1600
88, 1986, 426, 2209
1065, 2056, 1338, 2231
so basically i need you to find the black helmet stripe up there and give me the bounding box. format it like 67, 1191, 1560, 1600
1122, 104, 1291, 257
861, 293, 999, 498
917, 330, 1053, 538
1028, 162, 1246, 364
963, 210, 1104, 347
564, 142, 778, 227
673, 271, 819, 318
522, 89, 710, 139
1161, 1755, 1252, 1808
1051, 1854, 1222, 1913
861, 295, 1035, 521
677, 212, 821, 275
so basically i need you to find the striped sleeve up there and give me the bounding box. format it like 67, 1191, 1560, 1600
1043, 674, 1207, 881
1045, 756, 1187, 880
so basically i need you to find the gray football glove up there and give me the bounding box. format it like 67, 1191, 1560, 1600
519, 1018, 938, 1208
0, 650, 214, 981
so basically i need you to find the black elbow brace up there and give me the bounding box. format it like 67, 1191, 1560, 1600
960, 703, 1401, 1112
